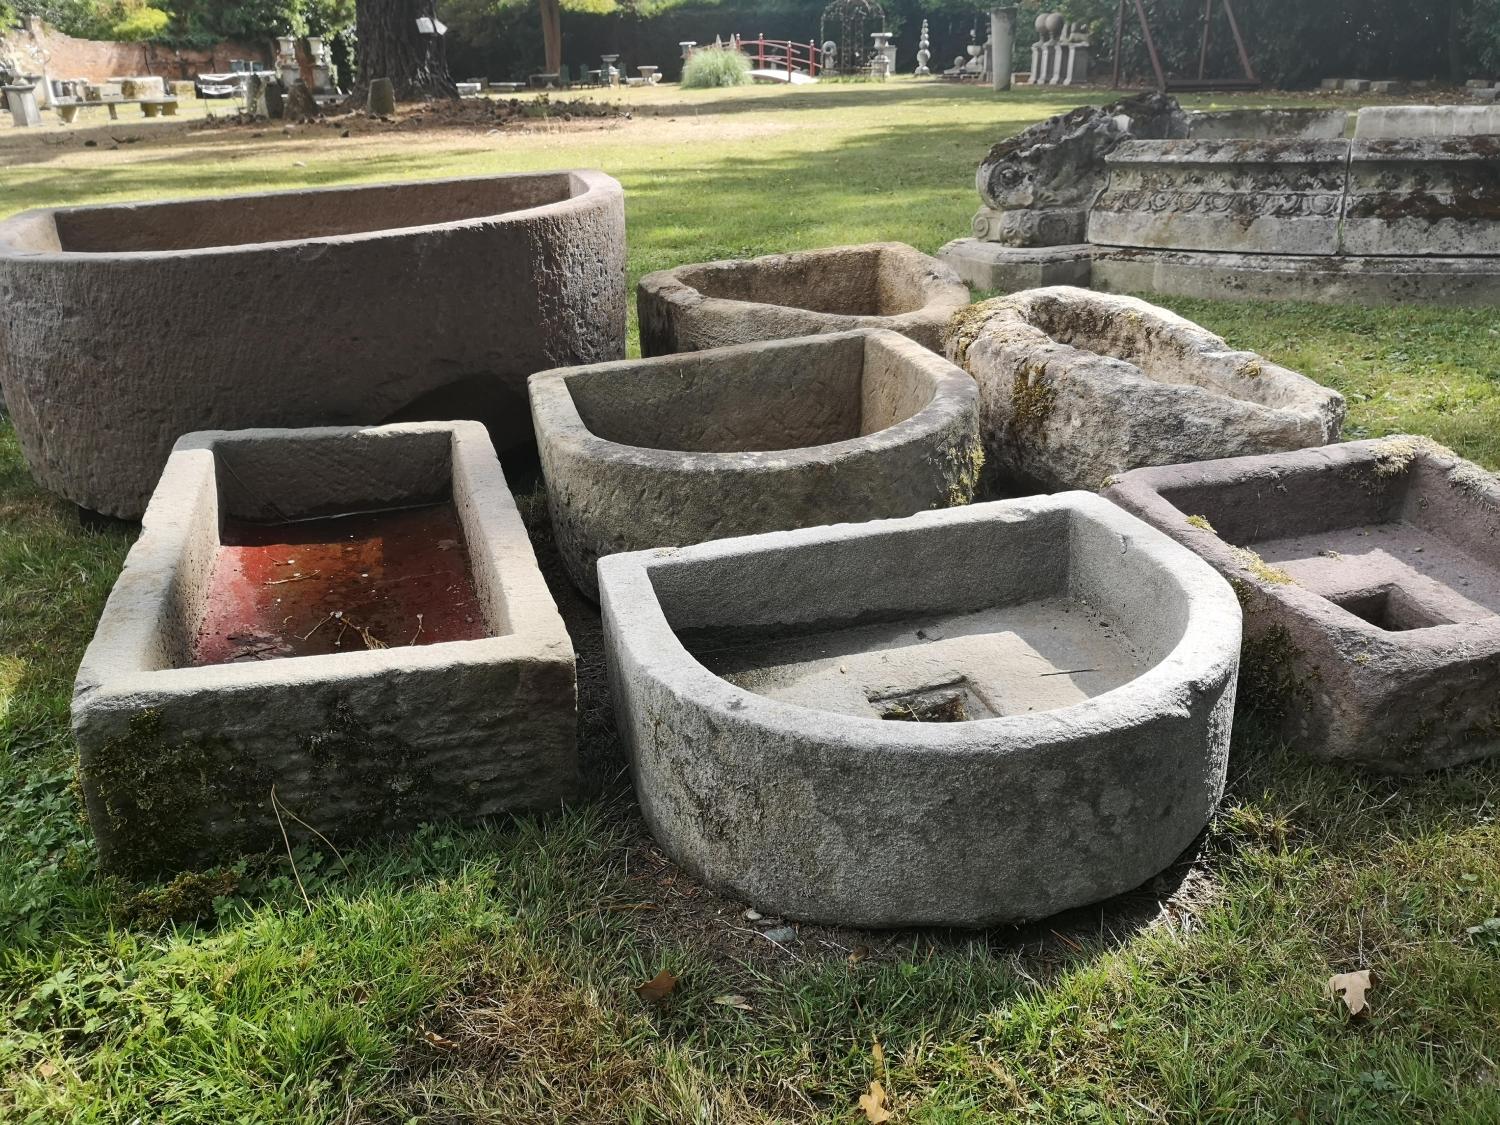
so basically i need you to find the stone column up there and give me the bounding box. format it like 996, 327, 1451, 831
1030, 41, 1043, 84
990, 7, 1016, 91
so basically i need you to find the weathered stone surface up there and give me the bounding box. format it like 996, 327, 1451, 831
945, 287, 1346, 493
0, 171, 628, 517
1342, 138, 1500, 257
937, 238, 1094, 291
1342, 79, 1372, 93
530, 330, 982, 598
72, 421, 578, 876
599, 492, 1241, 927
1089, 139, 1349, 256
636, 243, 968, 356
969, 206, 1086, 247
1093, 248, 1500, 305
1185, 108, 1349, 140
1105, 437, 1500, 773
973, 92, 1188, 246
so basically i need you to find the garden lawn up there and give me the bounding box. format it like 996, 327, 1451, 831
1, 79, 1498, 1123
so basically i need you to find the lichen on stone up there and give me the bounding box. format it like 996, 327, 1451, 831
1370, 434, 1448, 478
1186, 514, 1217, 534
1010, 363, 1056, 437
945, 301, 1000, 368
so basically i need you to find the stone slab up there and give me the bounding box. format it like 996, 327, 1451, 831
0, 171, 628, 518
1104, 437, 1500, 772
72, 421, 578, 876
598, 492, 1241, 927
1185, 108, 1349, 141
1092, 247, 1500, 305
637, 243, 969, 357
1342, 138, 1500, 257
1089, 139, 1348, 256
530, 330, 983, 599
937, 238, 1094, 291
1353, 104, 1500, 140
945, 287, 1345, 494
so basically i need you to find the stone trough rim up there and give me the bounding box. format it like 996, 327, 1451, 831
1103, 437, 1500, 658
528, 329, 978, 471
638, 240, 971, 332
0, 170, 622, 262
72, 421, 572, 710
598, 491, 1242, 752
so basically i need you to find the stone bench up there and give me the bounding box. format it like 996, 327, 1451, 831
53, 96, 178, 123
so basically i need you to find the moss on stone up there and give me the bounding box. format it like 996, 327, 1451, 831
1010, 363, 1056, 438
1186, 514, 1217, 534
1238, 623, 1315, 725
112, 866, 240, 929
1231, 545, 1294, 586
945, 301, 1000, 368
938, 434, 986, 507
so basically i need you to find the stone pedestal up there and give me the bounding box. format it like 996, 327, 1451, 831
1063, 43, 1090, 85
3, 85, 40, 128
990, 7, 1016, 91
1030, 43, 1046, 84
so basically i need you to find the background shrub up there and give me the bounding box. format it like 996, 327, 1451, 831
681, 45, 751, 88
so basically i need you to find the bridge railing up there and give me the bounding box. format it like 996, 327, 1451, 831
688, 37, 822, 78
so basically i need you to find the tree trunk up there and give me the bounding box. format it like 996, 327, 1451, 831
539, 0, 563, 75
355, 0, 457, 100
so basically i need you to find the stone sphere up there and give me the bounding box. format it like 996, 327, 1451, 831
1034, 13, 1048, 34
1043, 12, 1065, 38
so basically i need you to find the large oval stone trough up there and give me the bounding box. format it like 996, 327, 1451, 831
637, 242, 969, 356
530, 330, 983, 599
946, 287, 1346, 493
599, 493, 1242, 928
0, 171, 627, 517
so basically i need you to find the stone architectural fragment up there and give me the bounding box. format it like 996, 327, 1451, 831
1354, 104, 1500, 139
0, 171, 627, 517
1105, 438, 1500, 772
636, 243, 968, 356
73, 422, 578, 875
1342, 139, 1500, 257
530, 331, 982, 598
599, 493, 1241, 927
946, 287, 1345, 492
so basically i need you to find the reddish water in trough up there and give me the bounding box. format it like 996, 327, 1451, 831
191, 503, 490, 666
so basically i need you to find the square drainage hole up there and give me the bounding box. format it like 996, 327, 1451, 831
870, 679, 997, 722
1328, 586, 1455, 632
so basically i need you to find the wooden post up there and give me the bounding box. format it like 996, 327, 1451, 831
1111, 0, 1125, 88
1198, 0, 1213, 81
1131, 0, 1167, 92
1222, 0, 1258, 83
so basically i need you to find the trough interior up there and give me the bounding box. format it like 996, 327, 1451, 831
46, 174, 578, 253
677, 246, 930, 317
1160, 455, 1500, 632
565, 335, 934, 453
1021, 293, 1296, 408
659, 507, 1187, 721
160, 429, 503, 668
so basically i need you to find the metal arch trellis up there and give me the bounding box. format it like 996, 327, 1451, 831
819, 0, 886, 76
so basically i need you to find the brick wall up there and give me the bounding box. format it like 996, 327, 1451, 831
2, 17, 271, 82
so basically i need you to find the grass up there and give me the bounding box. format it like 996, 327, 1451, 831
2, 79, 1499, 1122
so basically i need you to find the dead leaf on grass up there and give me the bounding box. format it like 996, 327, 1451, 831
848, 943, 871, 965
713, 993, 752, 1011
634, 968, 678, 1003
421, 1028, 458, 1051
1327, 969, 1373, 1017
859, 1079, 893, 1123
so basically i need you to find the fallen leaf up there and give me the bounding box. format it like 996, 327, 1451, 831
634, 968, 678, 1003
849, 943, 871, 965
1328, 969, 1372, 1016
36, 1060, 57, 1079
859, 1079, 893, 1123
871, 1038, 886, 1072
713, 993, 752, 1011
421, 1029, 458, 1051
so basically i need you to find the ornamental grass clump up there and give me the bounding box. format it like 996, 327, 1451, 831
682, 47, 752, 88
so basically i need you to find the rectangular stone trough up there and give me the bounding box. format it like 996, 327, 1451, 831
599, 494, 1241, 928
531, 330, 982, 599
73, 421, 577, 876
1105, 437, 1500, 772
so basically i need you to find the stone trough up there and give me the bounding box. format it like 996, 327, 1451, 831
0, 171, 627, 517
531, 330, 982, 598
1105, 437, 1500, 772
599, 493, 1241, 928
636, 242, 969, 356
73, 421, 577, 876
946, 287, 1345, 493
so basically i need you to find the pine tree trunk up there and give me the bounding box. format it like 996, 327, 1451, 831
355, 0, 457, 100
540, 0, 563, 75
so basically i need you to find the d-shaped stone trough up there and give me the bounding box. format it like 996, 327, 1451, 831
1105, 437, 1500, 773
73, 421, 577, 876
531, 330, 983, 598
637, 242, 970, 355
0, 171, 627, 517
947, 287, 1346, 493
599, 493, 1242, 928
